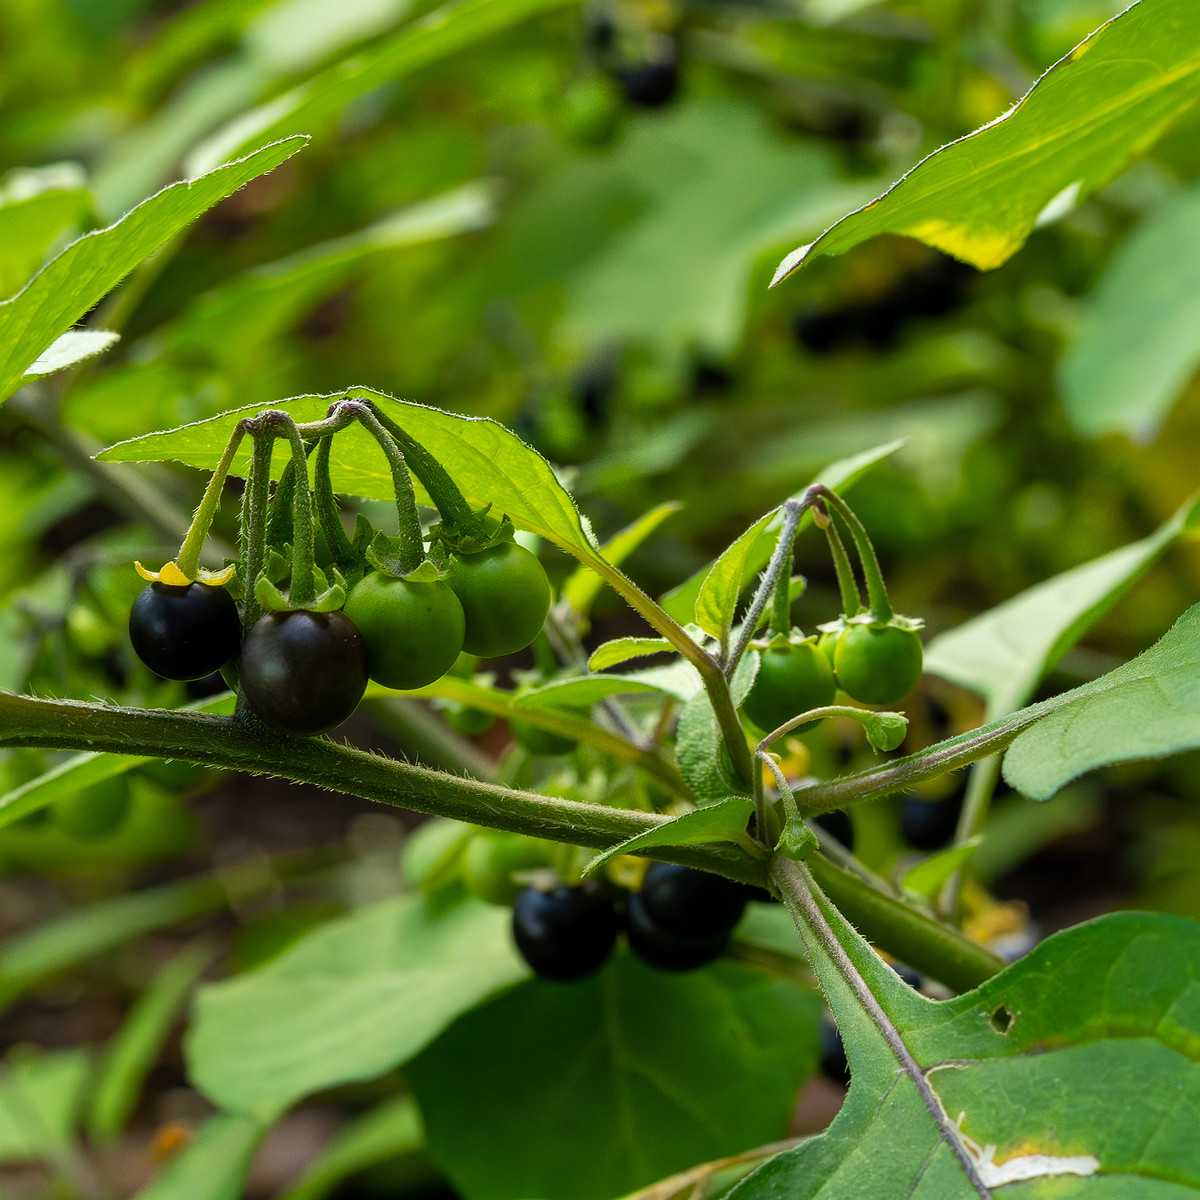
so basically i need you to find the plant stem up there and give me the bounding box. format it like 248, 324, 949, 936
806, 485, 892, 623
813, 499, 862, 617
281, 418, 317, 608
352, 406, 426, 576
313, 431, 358, 570
363, 395, 485, 539
791, 706, 1044, 816
0, 690, 1002, 991
727, 498, 806, 676
771, 856, 993, 1197
175, 423, 246, 579
238, 420, 275, 634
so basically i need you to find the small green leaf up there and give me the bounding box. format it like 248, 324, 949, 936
676, 655, 758, 802
588, 636, 678, 671
406, 957, 821, 1200
0, 137, 306, 404
772, 0, 1200, 282
661, 439, 905, 632
924, 495, 1195, 717
901, 839, 981, 900
20, 330, 120, 381
582, 797, 756, 877
186, 894, 527, 1121
513, 670, 695, 710
564, 501, 682, 617
1003, 600, 1200, 801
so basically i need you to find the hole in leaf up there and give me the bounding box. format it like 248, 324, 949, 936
990, 1004, 1014, 1034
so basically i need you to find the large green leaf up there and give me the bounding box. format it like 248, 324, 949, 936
1003, 600, 1200, 800
0, 137, 306, 404
186, 893, 527, 1120
188, 0, 578, 175
925, 494, 1200, 718
771, 0, 1200, 283
1060, 177, 1200, 438
731, 895, 1200, 1198
405, 954, 821, 1200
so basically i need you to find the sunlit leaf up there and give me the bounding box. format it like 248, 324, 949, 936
20, 329, 120, 380
0, 1049, 91, 1164
772, 0, 1200, 282
588, 636, 677, 671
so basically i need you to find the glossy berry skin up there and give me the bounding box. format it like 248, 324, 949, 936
445, 542, 551, 659
511, 884, 619, 981
239, 610, 368, 736
832, 623, 923, 707
637, 862, 751, 940
624, 891, 728, 972
344, 573, 465, 691
742, 640, 836, 734
129, 582, 241, 682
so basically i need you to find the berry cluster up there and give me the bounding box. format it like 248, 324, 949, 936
511, 863, 759, 982
126, 401, 552, 737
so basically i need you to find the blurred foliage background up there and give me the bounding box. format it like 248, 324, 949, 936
1, 0, 1200, 1196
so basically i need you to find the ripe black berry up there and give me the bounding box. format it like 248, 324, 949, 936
511, 884, 619, 981
624, 890, 727, 972
637, 862, 750, 940
129, 581, 242, 682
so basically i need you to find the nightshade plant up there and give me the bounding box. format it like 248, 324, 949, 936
3, 1, 1200, 1199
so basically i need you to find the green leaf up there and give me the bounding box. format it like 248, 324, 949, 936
772, 0, 1200, 282
97, 389, 598, 559
0, 1049, 92, 1164
0, 166, 91, 299
564, 501, 683, 618
588, 636, 677, 671
188, 0, 578, 175
676, 655, 758, 802
556, 97, 876, 367
512, 669, 696, 710
0, 137, 306, 404
186, 893, 527, 1121
731, 903, 1200, 1198
1060, 177, 1200, 438
88, 943, 214, 1142
661, 439, 905, 630
924, 495, 1198, 717
169, 182, 494, 371
901, 839, 981, 900
406, 956, 821, 1200
1003, 600, 1200, 801
277, 1095, 426, 1200
134, 1112, 266, 1200
20, 329, 120, 380
582, 797, 756, 877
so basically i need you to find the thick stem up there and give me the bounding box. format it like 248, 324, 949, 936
176, 423, 246, 579
769, 573, 793, 638
813, 500, 862, 617
771, 856, 993, 1197
807, 485, 891, 623
726, 498, 807, 676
